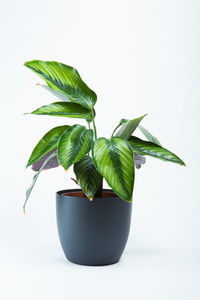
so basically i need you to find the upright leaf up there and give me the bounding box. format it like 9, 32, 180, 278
138, 125, 161, 146
24, 151, 57, 214
28, 102, 93, 121
58, 125, 93, 170
41, 84, 70, 101
92, 137, 134, 201
26, 125, 70, 168
128, 136, 185, 165
116, 114, 147, 139
24, 60, 97, 109
74, 156, 102, 200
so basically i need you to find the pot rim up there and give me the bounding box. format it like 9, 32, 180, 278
56, 188, 119, 199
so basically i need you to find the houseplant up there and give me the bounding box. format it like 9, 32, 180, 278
24, 60, 185, 266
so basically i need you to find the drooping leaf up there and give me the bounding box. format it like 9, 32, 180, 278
26, 125, 69, 168
32, 148, 59, 171
116, 114, 147, 139
58, 125, 93, 171
138, 125, 161, 146
92, 137, 134, 201
24, 151, 57, 214
128, 136, 185, 166
74, 155, 102, 200
28, 102, 93, 121
24, 60, 97, 109
134, 152, 146, 169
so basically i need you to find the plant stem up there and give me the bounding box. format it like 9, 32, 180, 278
111, 124, 121, 137
92, 119, 97, 139
91, 110, 97, 139
87, 121, 91, 129
94, 179, 103, 198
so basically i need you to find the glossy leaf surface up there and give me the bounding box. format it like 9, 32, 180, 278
138, 125, 161, 146
26, 125, 69, 168
29, 102, 93, 120
58, 125, 93, 170
41, 84, 70, 101
92, 137, 134, 201
116, 114, 147, 139
128, 136, 185, 165
24, 60, 97, 109
74, 155, 102, 200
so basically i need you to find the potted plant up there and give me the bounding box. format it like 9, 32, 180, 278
24, 60, 185, 266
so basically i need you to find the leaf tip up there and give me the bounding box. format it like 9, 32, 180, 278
23, 206, 26, 215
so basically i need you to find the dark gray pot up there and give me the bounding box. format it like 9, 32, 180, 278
56, 189, 132, 266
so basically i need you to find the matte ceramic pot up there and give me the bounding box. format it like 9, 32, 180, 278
56, 189, 132, 266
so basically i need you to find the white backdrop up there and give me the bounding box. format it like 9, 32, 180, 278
0, 0, 199, 299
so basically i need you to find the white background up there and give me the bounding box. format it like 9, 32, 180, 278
0, 0, 199, 299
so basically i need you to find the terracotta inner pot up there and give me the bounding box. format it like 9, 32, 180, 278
62, 191, 118, 198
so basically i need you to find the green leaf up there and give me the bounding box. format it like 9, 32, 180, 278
92, 137, 134, 201
26, 125, 69, 168
23, 151, 57, 214
40, 84, 70, 101
138, 125, 161, 146
74, 155, 102, 200
58, 125, 93, 170
128, 136, 185, 166
24, 60, 97, 109
115, 114, 147, 139
32, 148, 59, 171
28, 102, 93, 121
119, 118, 129, 125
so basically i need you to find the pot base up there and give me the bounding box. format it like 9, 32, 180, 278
67, 256, 119, 266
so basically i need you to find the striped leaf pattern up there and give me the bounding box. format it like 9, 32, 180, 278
58, 125, 94, 171
92, 137, 134, 201
74, 156, 102, 200
26, 125, 70, 168
116, 114, 147, 139
29, 102, 93, 120
128, 136, 185, 165
24, 60, 97, 109
138, 125, 161, 146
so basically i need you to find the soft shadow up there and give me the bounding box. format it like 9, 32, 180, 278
120, 247, 200, 271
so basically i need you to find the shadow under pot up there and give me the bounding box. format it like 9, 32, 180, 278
56, 189, 132, 266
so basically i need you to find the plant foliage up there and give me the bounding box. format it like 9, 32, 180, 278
24, 60, 185, 212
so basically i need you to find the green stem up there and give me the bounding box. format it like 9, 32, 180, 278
92, 119, 97, 139
91, 110, 97, 139
111, 124, 121, 137
87, 121, 91, 129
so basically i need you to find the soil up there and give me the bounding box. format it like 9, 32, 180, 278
62, 191, 118, 198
